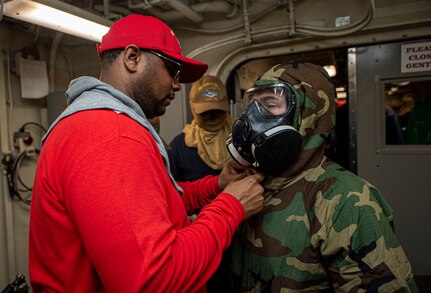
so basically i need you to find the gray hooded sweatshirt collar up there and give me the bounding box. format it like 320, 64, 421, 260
44, 76, 182, 193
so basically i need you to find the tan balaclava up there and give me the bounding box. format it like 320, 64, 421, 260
183, 75, 234, 170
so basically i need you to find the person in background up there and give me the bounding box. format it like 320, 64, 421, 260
226, 61, 418, 292
385, 105, 404, 144
398, 94, 415, 138
28, 14, 265, 293
169, 75, 236, 292
406, 81, 431, 144
169, 75, 235, 182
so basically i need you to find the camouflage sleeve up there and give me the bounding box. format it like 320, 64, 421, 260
319, 183, 419, 292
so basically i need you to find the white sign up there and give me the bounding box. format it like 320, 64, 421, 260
335, 16, 350, 27
20, 58, 49, 99
401, 41, 431, 73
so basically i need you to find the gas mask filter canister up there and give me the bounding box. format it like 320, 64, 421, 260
226, 83, 302, 174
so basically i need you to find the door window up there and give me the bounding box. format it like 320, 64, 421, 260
384, 79, 431, 144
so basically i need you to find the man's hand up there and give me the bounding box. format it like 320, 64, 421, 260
218, 158, 248, 190
223, 173, 265, 219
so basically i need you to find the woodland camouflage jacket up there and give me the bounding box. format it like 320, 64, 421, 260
231, 62, 418, 292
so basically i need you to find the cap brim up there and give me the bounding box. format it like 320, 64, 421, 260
162, 51, 208, 83
192, 102, 229, 114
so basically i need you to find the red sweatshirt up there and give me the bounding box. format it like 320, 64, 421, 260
29, 110, 244, 293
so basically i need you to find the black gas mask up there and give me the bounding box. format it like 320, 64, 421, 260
226, 82, 302, 174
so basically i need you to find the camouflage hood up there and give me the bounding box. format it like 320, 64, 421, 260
231, 62, 416, 292
256, 61, 336, 182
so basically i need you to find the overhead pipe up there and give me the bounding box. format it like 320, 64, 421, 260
49, 31, 63, 93
166, 0, 203, 23
146, 1, 239, 23
0, 30, 17, 283
242, 0, 252, 44
187, 1, 239, 19
288, 0, 295, 37
172, 1, 286, 34
93, 3, 132, 17
127, 0, 164, 9
103, 0, 110, 18
188, 0, 376, 59
128, 0, 204, 23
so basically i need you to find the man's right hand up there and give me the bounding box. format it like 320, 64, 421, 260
223, 173, 265, 219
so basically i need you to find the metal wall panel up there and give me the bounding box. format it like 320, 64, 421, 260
355, 39, 431, 275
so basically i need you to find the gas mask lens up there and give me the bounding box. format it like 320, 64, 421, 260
243, 83, 295, 116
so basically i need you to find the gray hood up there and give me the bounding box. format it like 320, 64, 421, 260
44, 76, 182, 193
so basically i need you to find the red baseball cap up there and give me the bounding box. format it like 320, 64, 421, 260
97, 14, 208, 83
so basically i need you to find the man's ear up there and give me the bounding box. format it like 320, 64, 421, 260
123, 44, 141, 72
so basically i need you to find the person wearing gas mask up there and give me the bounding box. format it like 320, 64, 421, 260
227, 62, 418, 292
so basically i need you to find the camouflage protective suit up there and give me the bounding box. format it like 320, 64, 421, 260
231, 62, 418, 292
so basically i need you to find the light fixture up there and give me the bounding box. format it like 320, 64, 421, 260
323, 65, 337, 77
3, 0, 112, 42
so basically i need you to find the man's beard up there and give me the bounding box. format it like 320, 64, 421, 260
133, 72, 168, 119
135, 92, 167, 119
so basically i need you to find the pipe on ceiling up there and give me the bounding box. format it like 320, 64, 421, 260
134, 0, 238, 23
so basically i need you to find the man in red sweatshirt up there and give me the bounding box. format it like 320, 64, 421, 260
29, 15, 264, 293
